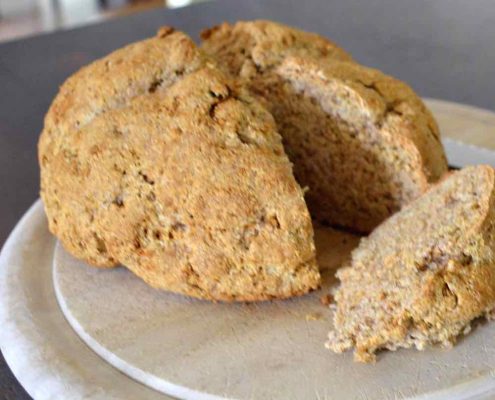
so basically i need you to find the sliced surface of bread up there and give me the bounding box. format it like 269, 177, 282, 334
39, 28, 320, 301
327, 165, 495, 362
201, 20, 448, 232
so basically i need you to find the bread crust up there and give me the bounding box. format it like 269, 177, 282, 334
201, 20, 353, 75
39, 28, 320, 301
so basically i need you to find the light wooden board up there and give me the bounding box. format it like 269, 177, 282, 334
52, 100, 495, 400
425, 99, 495, 151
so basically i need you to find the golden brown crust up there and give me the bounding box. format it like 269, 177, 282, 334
200, 20, 353, 77
201, 20, 448, 233
327, 165, 495, 362
40, 27, 205, 267
39, 28, 320, 301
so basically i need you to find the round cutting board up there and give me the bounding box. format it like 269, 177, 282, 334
52, 100, 495, 400
1, 99, 495, 400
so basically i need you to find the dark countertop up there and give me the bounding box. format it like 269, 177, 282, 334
0, 0, 494, 398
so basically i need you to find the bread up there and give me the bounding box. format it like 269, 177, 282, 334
327, 165, 495, 362
201, 20, 448, 232
39, 27, 320, 301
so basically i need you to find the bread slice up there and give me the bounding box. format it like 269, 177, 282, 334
327, 165, 495, 362
201, 20, 448, 232
39, 28, 320, 301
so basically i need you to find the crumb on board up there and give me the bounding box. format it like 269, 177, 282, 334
320, 294, 333, 306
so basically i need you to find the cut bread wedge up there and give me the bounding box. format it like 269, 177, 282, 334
201, 20, 448, 232
328, 165, 495, 362
39, 28, 320, 301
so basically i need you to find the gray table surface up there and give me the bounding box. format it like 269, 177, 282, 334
0, 0, 494, 398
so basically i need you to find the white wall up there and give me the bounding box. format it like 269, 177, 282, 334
0, 0, 36, 16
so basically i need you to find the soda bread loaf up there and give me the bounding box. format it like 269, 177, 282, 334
327, 165, 495, 362
201, 20, 448, 232
39, 28, 320, 301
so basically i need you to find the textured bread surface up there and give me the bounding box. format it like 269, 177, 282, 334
201, 19, 353, 76
201, 20, 448, 232
39, 28, 320, 301
327, 165, 495, 362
